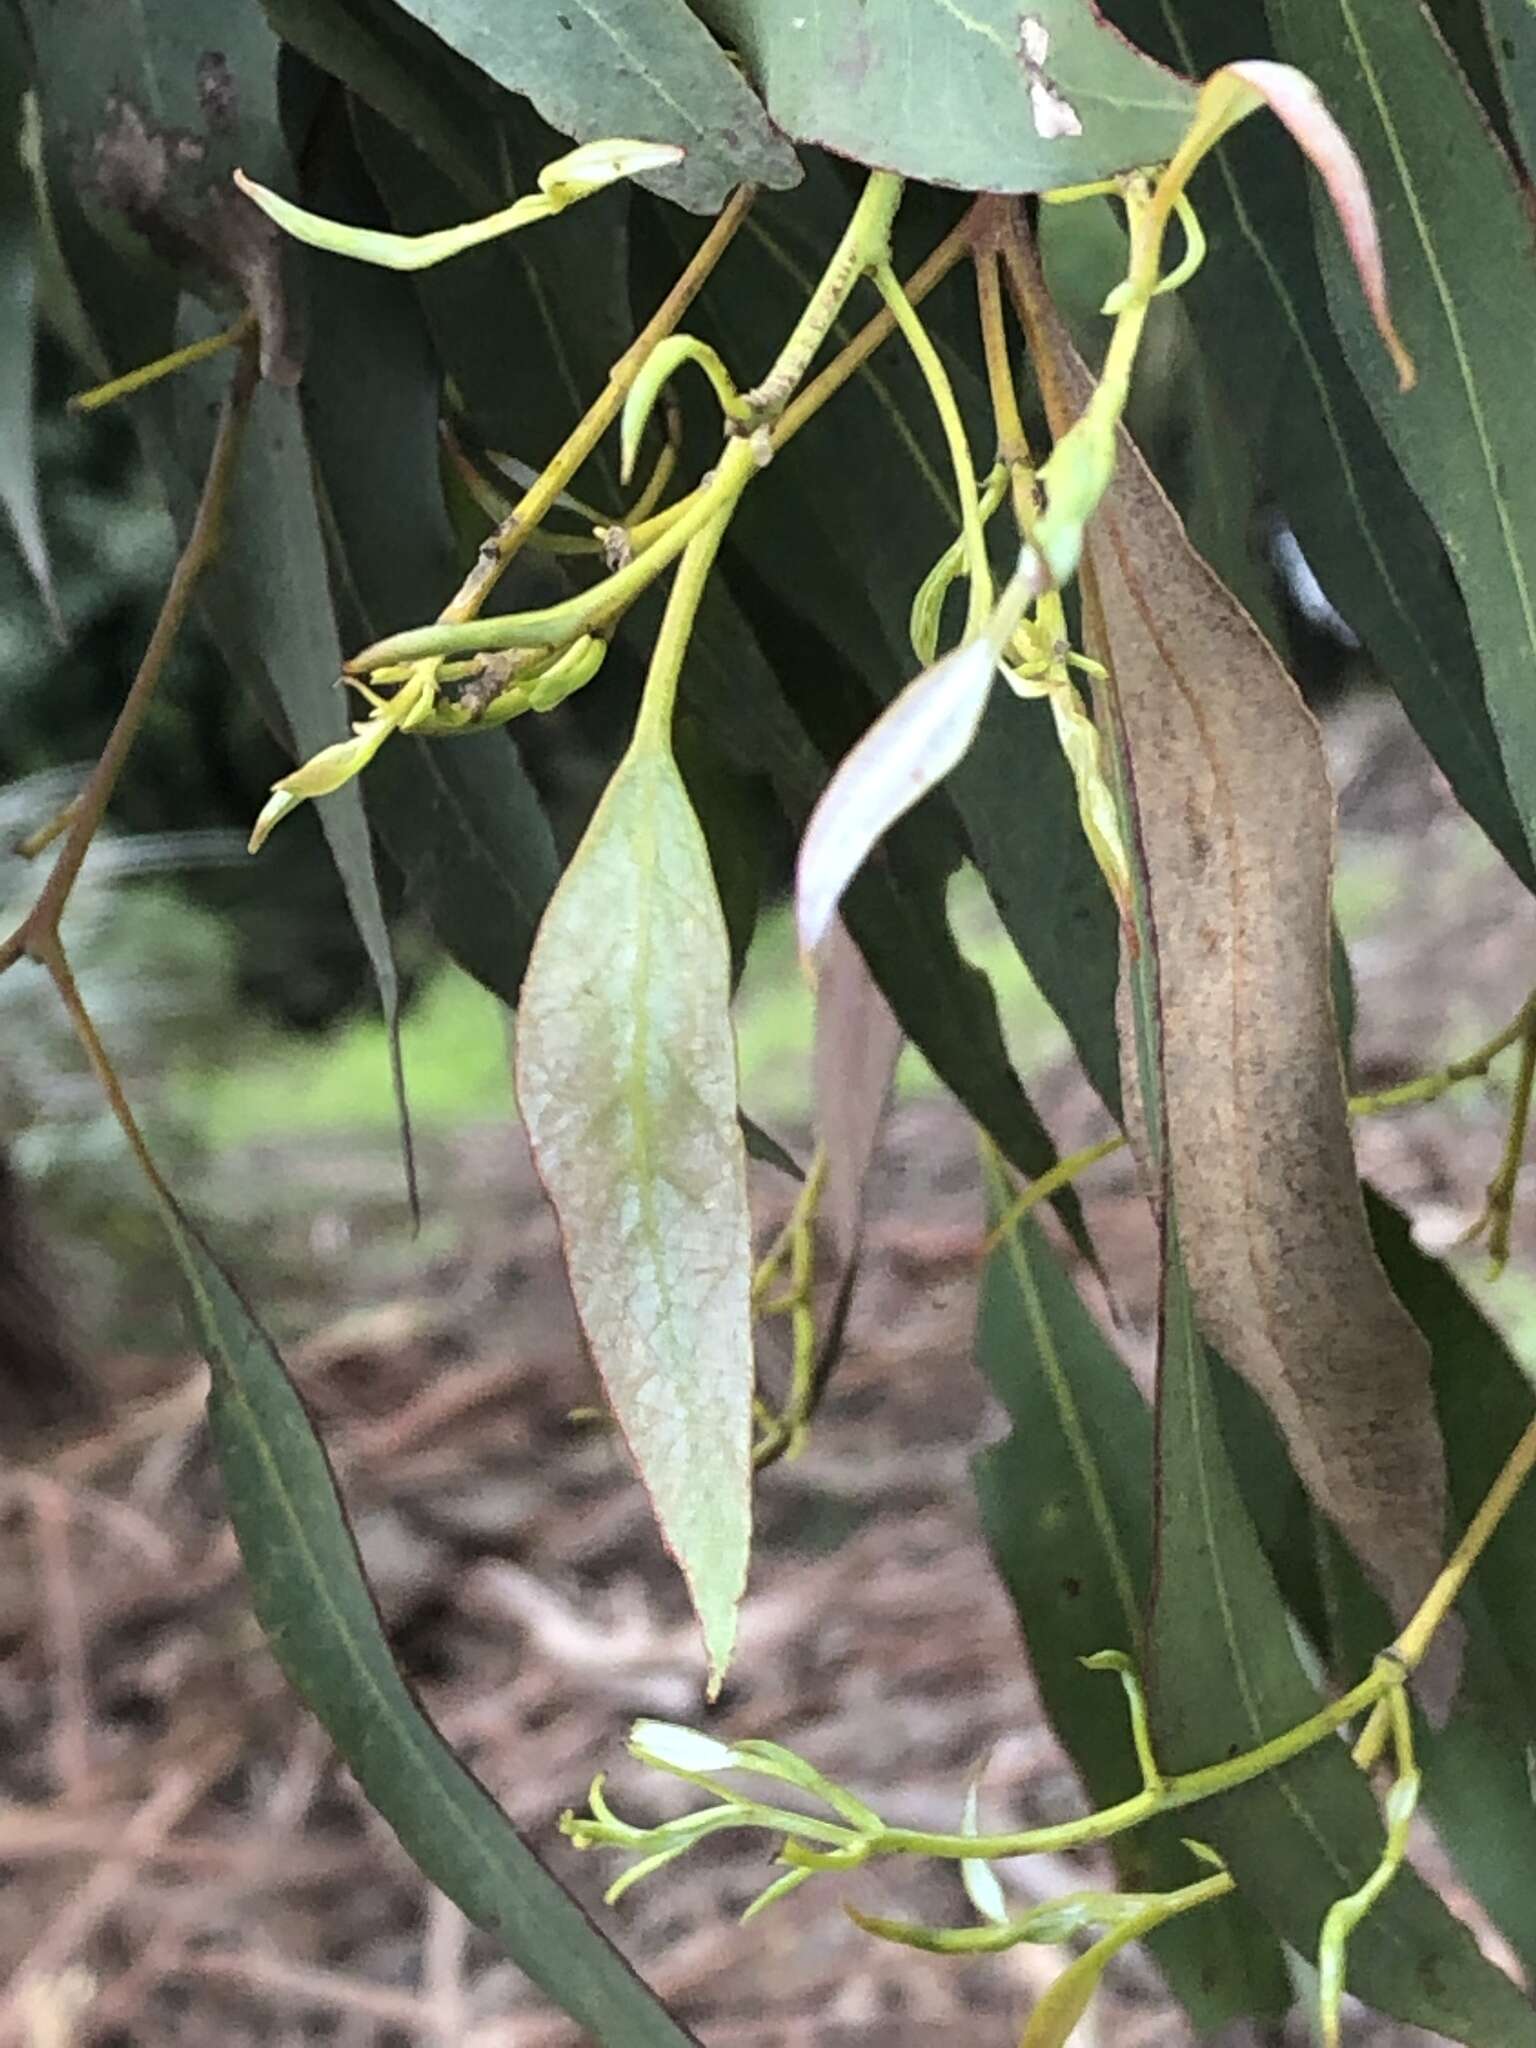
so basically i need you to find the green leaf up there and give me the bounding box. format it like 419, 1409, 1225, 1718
388, 0, 799, 214
174, 366, 414, 1196
20, 3, 412, 1176
280, 75, 564, 999
352, 92, 632, 478
1150, 1261, 1535, 2042
699, 0, 1196, 194
0, 20, 57, 626
515, 737, 752, 1690
1367, 1191, 1536, 1717
1100, 0, 1534, 893
1268, 0, 1536, 874
1483, 0, 1536, 172
260, 0, 497, 201
162, 1209, 698, 2046
972, 1184, 1290, 2031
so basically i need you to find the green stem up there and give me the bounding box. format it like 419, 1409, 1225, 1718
444, 183, 755, 625
630, 445, 755, 753
876, 1663, 1391, 1862
352, 471, 733, 670
742, 171, 903, 419
872, 260, 992, 632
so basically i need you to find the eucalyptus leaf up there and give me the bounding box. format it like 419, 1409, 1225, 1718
1022, 260, 1449, 1645
163, 1209, 700, 2046
516, 737, 753, 1690
972, 1182, 1290, 2029
389, 0, 799, 214
1149, 1259, 1534, 2042
700, 0, 1195, 195
1269, 0, 1536, 873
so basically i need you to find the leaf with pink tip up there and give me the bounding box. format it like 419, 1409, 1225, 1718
1160, 59, 1413, 390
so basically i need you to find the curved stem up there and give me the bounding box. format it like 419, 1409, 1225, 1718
872, 260, 992, 631
445, 182, 756, 625
630, 451, 752, 752
741, 171, 903, 418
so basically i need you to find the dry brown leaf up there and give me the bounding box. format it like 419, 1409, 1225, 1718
1015, 238, 1451, 1654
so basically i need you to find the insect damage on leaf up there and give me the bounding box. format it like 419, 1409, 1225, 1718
1019, 18, 1084, 141
85, 84, 295, 382
1018, 262, 1455, 1690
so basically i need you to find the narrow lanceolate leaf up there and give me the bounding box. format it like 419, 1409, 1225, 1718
796, 637, 996, 957
1148, 1256, 1534, 2043
164, 1211, 698, 2047
388, 0, 799, 213
1019, 263, 1450, 1650
972, 1172, 1290, 2031
697, 0, 1195, 193
1268, 0, 1536, 869
516, 740, 752, 1691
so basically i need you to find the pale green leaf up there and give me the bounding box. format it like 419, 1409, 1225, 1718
516, 740, 753, 1690
699, 0, 1195, 193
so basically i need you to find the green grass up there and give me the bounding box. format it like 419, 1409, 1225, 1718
168, 960, 515, 1145
167, 813, 1444, 1155
170, 867, 1070, 1149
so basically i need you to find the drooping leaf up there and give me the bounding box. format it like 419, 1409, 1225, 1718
1148, 1255, 1534, 2042
1018, 253, 1449, 1644
161, 1208, 699, 2046
280, 74, 563, 998
388, 0, 799, 214
972, 1179, 1290, 2030
20, 3, 412, 1176
516, 737, 753, 1691
1268, 0, 1536, 873
1098, 0, 1534, 893
0, 17, 57, 625
697, 0, 1195, 195
173, 365, 414, 1197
